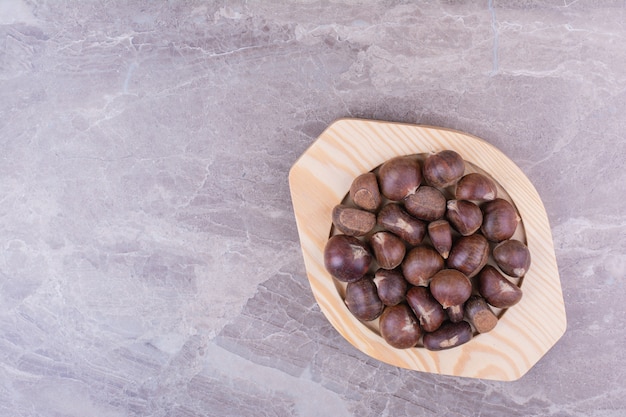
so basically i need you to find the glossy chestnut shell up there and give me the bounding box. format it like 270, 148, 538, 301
345, 277, 384, 321
324, 234, 372, 282
423, 150, 465, 188
446, 234, 490, 278
493, 239, 531, 278
480, 198, 519, 242
402, 245, 444, 287
378, 156, 422, 201
379, 304, 422, 349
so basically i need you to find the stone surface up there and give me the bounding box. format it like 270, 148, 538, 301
0, 1, 624, 416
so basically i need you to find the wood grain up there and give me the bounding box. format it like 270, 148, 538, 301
289, 118, 566, 381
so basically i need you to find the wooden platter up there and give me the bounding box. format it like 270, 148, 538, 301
289, 118, 566, 381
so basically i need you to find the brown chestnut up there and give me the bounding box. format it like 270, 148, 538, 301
480, 198, 520, 242
401, 245, 444, 287
423, 321, 472, 351
446, 199, 483, 236
465, 295, 498, 333
373, 269, 408, 306
455, 173, 497, 201
447, 303, 466, 323
378, 156, 422, 201
423, 150, 465, 188
478, 265, 523, 308
344, 277, 384, 321
324, 234, 372, 282
379, 304, 422, 349
428, 219, 452, 259
430, 269, 472, 322
429, 269, 472, 309
493, 239, 531, 278
447, 234, 489, 278
377, 203, 426, 246
404, 186, 446, 221
349, 172, 382, 211
332, 204, 376, 237
406, 286, 446, 332
369, 231, 406, 270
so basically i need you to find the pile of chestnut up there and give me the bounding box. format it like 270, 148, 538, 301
324, 150, 529, 351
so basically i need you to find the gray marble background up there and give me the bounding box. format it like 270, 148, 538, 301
1, 1, 625, 416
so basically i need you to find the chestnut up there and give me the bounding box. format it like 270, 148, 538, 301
344, 277, 384, 321
369, 231, 406, 270
324, 234, 372, 282
406, 286, 446, 333
446, 199, 483, 236
349, 172, 382, 211
404, 186, 446, 221
446, 234, 489, 278
377, 203, 426, 246
379, 304, 422, 349
332, 204, 377, 237
465, 295, 498, 333
430, 269, 472, 322
373, 269, 408, 306
378, 156, 422, 201
423, 150, 465, 188
455, 172, 497, 201
323, 149, 534, 352
423, 321, 472, 351
447, 303, 466, 323
493, 239, 531, 278
427, 219, 452, 259
477, 265, 523, 308
401, 245, 444, 287
430, 269, 472, 308
480, 198, 520, 242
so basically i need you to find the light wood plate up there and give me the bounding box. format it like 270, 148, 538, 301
289, 118, 566, 381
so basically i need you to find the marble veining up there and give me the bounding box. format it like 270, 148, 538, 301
0, 1, 625, 416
